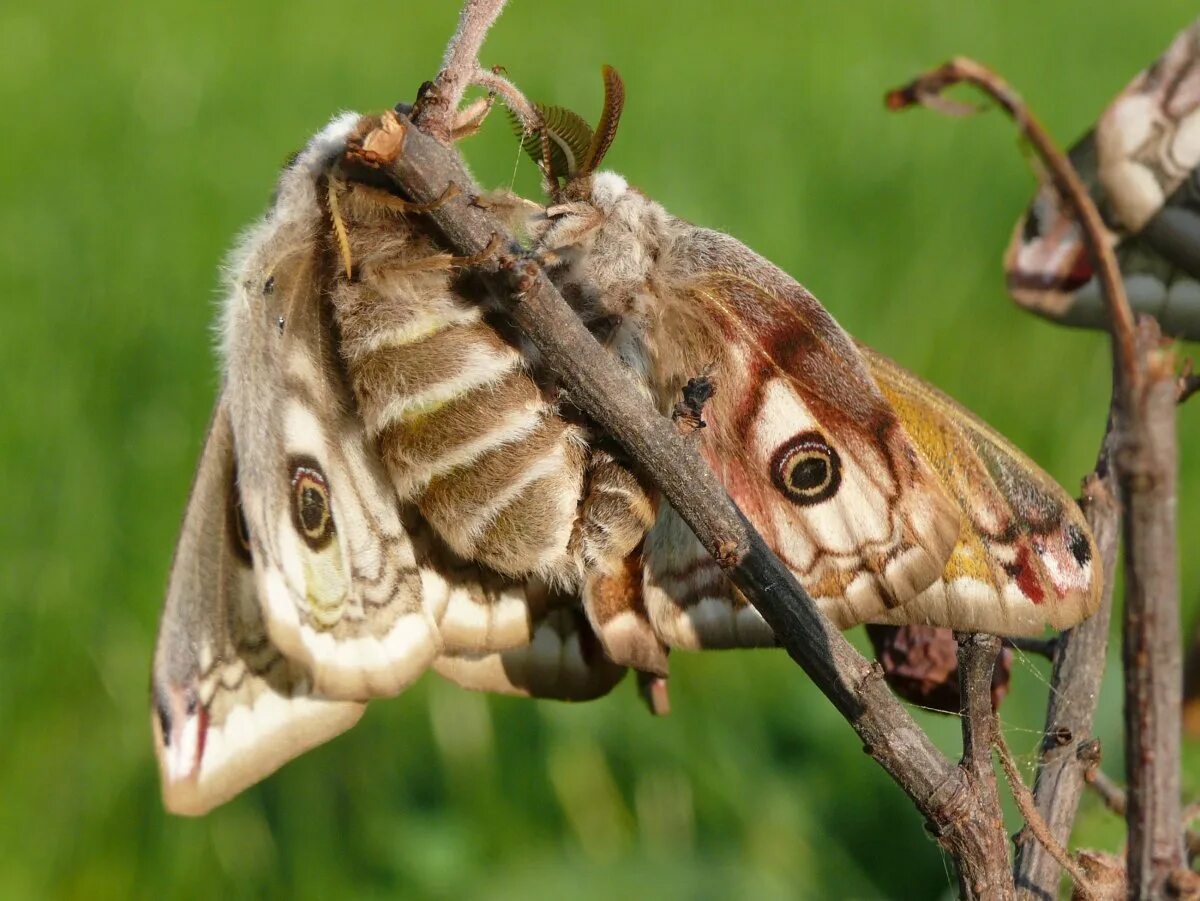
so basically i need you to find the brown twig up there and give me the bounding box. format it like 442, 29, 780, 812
995, 729, 1096, 899
1120, 322, 1184, 895
1003, 636, 1059, 662
1011, 462, 1119, 900
1085, 767, 1128, 817
956, 634, 1015, 896
359, 103, 1016, 898
414, 0, 512, 141
1084, 768, 1200, 863
886, 57, 1138, 393
888, 56, 1183, 898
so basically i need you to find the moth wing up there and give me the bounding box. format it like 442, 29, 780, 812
223, 117, 441, 701
434, 602, 626, 701
1007, 20, 1200, 340
643, 229, 963, 648
152, 399, 363, 816
1094, 19, 1200, 234
861, 348, 1101, 636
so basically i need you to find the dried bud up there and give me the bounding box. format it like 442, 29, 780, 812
866, 624, 1012, 713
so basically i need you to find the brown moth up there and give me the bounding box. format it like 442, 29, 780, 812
154, 68, 1104, 816
1007, 16, 1200, 339
516, 67, 1102, 668
153, 114, 625, 816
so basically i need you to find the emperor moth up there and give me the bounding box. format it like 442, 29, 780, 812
153, 71, 1101, 816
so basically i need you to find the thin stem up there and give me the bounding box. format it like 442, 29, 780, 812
416, 0, 510, 141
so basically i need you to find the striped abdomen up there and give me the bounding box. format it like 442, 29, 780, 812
330, 185, 586, 583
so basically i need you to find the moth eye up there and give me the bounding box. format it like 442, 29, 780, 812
770, 432, 841, 506
289, 456, 335, 550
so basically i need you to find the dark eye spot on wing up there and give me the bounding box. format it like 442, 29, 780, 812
288, 456, 335, 550
1066, 524, 1091, 566
770, 432, 842, 506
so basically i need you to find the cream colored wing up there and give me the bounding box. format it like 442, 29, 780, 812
222, 116, 441, 701
152, 399, 363, 816
862, 348, 1101, 636
1006, 17, 1200, 340
641, 229, 963, 645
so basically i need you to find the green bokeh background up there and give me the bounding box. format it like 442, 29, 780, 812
3, 1, 1199, 898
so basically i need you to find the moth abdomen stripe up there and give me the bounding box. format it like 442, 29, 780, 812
350, 323, 522, 430
374, 370, 545, 496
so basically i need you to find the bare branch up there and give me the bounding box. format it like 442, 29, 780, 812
1003, 636, 1058, 661
885, 57, 1139, 396
888, 56, 1185, 898
1013, 469, 1119, 900
415, 0, 511, 141
956, 634, 1017, 897
1120, 322, 1184, 894
995, 730, 1096, 899
1084, 767, 1128, 817
347, 108, 1014, 899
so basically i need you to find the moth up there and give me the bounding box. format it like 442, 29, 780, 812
1007, 15, 1200, 340
153, 71, 1101, 816
153, 114, 626, 815
514, 67, 1102, 668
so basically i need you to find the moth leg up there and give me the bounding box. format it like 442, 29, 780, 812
327, 180, 354, 278
380, 232, 504, 275
351, 181, 463, 214
577, 449, 667, 675
449, 93, 495, 141
637, 670, 671, 716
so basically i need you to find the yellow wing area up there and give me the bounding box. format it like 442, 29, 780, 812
860, 346, 1103, 635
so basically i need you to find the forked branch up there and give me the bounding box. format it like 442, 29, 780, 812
889, 56, 1185, 899
415, 0, 540, 139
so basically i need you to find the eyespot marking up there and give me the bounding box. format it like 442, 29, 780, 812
288, 456, 335, 550
770, 431, 841, 506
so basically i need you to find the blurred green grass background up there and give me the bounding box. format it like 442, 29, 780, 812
3, 1, 1199, 897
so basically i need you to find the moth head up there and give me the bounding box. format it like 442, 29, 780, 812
511, 65, 626, 199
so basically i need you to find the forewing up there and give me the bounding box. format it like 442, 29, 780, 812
862, 348, 1101, 636
152, 399, 363, 816
222, 117, 441, 700
643, 229, 962, 647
